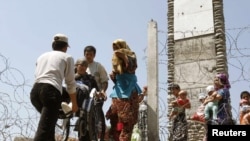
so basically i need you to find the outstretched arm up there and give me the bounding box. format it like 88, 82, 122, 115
69, 92, 78, 113
99, 81, 108, 101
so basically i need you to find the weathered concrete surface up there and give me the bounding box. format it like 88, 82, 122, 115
14, 137, 33, 141
14, 136, 78, 141
187, 120, 206, 141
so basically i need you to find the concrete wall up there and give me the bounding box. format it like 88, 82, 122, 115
174, 0, 214, 40
187, 120, 206, 141
167, 0, 231, 141
174, 35, 216, 116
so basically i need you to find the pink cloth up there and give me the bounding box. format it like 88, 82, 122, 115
191, 104, 205, 122
177, 99, 189, 106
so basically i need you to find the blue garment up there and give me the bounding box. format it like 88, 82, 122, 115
217, 88, 231, 124
110, 73, 142, 98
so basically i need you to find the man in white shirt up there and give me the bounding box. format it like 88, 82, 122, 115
83, 45, 109, 141
30, 33, 78, 141
84, 45, 109, 97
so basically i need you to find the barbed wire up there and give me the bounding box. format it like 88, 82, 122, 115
0, 26, 249, 140
156, 26, 250, 140
0, 53, 38, 140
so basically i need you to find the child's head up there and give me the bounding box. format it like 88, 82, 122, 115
75, 58, 88, 75
240, 91, 250, 104
206, 85, 215, 96
241, 91, 250, 99
177, 91, 189, 106
178, 90, 187, 99
198, 93, 206, 103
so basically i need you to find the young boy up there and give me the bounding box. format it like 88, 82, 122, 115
61, 58, 99, 114
239, 91, 250, 125
169, 90, 190, 120
61, 58, 106, 141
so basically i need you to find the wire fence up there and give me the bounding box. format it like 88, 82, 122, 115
156, 26, 250, 140
0, 26, 250, 140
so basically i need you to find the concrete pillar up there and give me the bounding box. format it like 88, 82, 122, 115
147, 19, 159, 141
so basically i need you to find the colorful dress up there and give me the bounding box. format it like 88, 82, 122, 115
171, 111, 188, 141
106, 39, 142, 141
217, 88, 233, 124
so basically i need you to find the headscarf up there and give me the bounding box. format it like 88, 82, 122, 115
215, 72, 231, 89
112, 39, 137, 74
112, 39, 131, 50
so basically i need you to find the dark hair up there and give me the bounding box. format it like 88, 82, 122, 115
240, 91, 250, 99
52, 41, 68, 50
168, 83, 180, 90
84, 45, 96, 55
